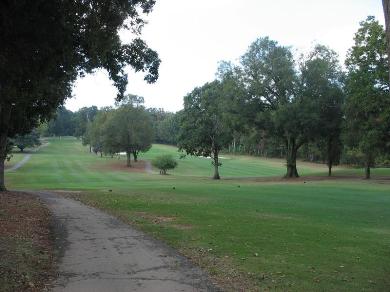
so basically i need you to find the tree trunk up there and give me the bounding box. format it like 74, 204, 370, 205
0, 156, 5, 191
126, 151, 131, 167
383, 0, 390, 83
212, 150, 220, 180
89, 145, 92, 153
365, 164, 371, 179
0, 105, 12, 192
285, 137, 299, 178
132, 151, 138, 162
327, 138, 333, 177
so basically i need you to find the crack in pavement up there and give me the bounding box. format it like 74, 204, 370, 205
32, 191, 217, 292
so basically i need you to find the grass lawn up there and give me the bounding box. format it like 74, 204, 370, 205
5, 151, 27, 169
6, 137, 390, 291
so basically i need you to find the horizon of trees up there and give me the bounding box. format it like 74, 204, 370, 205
29, 15, 389, 180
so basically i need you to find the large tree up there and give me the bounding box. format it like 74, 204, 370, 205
383, 0, 390, 82
0, 0, 160, 190
240, 37, 312, 178
344, 16, 389, 179
101, 105, 153, 166
178, 81, 233, 179
300, 45, 344, 176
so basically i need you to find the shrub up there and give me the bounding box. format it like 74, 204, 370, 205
152, 155, 178, 175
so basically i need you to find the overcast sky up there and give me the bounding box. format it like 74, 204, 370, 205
65, 0, 385, 113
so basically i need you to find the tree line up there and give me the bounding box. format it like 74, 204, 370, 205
24, 16, 390, 180
1, 2, 389, 191
177, 16, 389, 179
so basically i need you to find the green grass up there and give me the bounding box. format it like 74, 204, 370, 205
6, 137, 390, 291
5, 151, 26, 169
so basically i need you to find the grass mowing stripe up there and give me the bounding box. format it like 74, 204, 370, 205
6, 137, 390, 291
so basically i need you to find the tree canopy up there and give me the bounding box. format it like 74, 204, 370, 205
344, 17, 390, 178
178, 81, 233, 179
0, 0, 160, 190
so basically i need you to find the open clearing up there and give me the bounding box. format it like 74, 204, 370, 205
6, 137, 390, 291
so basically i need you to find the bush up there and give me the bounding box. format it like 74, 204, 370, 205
152, 155, 178, 175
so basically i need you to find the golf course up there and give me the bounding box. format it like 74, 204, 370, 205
5, 137, 390, 291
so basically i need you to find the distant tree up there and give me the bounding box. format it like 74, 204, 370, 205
152, 155, 178, 175
13, 131, 41, 152
156, 113, 179, 145
383, 0, 390, 82
101, 105, 153, 166
0, 0, 160, 191
86, 108, 112, 157
300, 45, 344, 176
47, 107, 76, 137
178, 81, 233, 179
344, 17, 389, 179
74, 106, 98, 139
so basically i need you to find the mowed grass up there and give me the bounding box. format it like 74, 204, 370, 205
6, 137, 390, 291
4, 151, 26, 169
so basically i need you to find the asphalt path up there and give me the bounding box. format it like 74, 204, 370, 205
34, 191, 216, 292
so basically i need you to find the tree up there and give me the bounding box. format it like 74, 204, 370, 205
0, 1, 160, 190
178, 81, 233, 179
152, 155, 178, 175
300, 45, 344, 176
46, 107, 76, 137
74, 106, 98, 139
344, 16, 389, 179
13, 131, 41, 152
240, 37, 314, 178
101, 105, 153, 167
86, 108, 113, 157
383, 0, 390, 82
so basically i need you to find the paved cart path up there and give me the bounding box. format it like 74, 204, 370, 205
34, 191, 216, 292
6, 154, 31, 172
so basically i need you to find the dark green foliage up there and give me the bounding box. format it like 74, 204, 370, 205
152, 155, 178, 175
0, 0, 160, 190
46, 107, 76, 137
178, 81, 233, 179
74, 106, 98, 139
148, 108, 179, 145
12, 130, 41, 152
99, 104, 153, 166
344, 16, 390, 178
299, 45, 344, 176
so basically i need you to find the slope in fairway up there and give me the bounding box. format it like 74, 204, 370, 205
6, 137, 390, 291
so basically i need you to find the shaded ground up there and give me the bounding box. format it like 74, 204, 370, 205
33, 191, 217, 292
0, 191, 55, 291
93, 159, 152, 174
224, 174, 390, 184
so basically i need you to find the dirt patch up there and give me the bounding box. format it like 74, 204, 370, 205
92, 159, 150, 173
0, 191, 55, 292
133, 211, 176, 224
50, 190, 82, 194
224, 174, 390, 184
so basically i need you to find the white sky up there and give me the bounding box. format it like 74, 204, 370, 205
65, 0, 385, 113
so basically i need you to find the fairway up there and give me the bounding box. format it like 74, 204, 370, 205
6, 137, 390, 291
